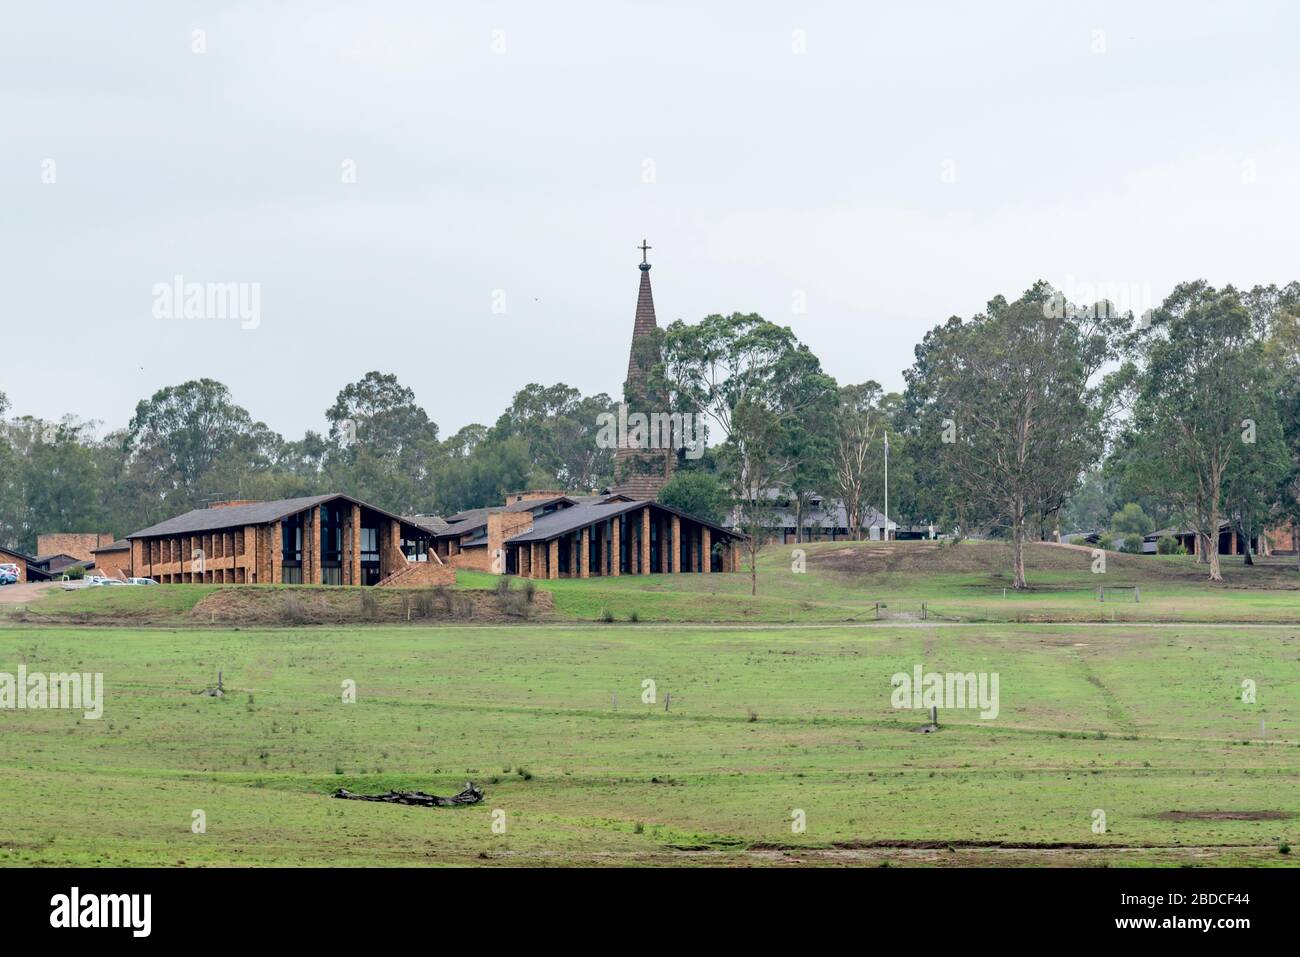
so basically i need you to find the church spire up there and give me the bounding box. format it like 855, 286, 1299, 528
625, 241, 659, 395
614, 239, 675, 499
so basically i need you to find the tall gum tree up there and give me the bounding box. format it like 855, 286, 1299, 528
903, 282, 1127, 589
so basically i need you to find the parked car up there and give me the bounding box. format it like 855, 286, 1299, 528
127, 577, 158, 586
0, 566, 18, 586
85, 576, 126, 587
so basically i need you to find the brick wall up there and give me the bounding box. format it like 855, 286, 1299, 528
37, 532, 114, 563
375, 561, 457, 588
92, 548, 132, 580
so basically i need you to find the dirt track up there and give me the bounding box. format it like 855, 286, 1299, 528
0, 582, 56, 605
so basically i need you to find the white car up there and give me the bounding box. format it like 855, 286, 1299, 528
127, 577, 158, 586
85, 576, 126, 586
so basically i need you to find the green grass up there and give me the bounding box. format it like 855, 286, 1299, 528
1, 619, 1297, 866
455, 540, 1300, 624
8, 540, 1300, 627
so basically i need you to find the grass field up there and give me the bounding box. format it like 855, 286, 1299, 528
2, 540, 1297, 867
1, 617, 1297, 866
7, 540, 1300, 627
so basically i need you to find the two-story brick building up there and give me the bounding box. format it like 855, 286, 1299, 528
125, 494, 452, 586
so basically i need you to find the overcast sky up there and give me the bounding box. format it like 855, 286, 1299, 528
4, 1, 1298, 442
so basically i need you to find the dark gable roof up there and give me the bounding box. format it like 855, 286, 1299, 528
506, 500, 739, 545
436, 508, 493, 539
91, 539, 130, 553
0, 545, 38, 563
505, 495, 575, 513
126, 494, 431, 540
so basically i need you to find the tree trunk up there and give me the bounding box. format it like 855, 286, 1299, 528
1207, 512, 1223, 582
1012, 516, 1027, 590
750, 546, 758, 596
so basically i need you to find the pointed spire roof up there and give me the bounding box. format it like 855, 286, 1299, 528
614, 240, 676, 499
624, 239, 658, 398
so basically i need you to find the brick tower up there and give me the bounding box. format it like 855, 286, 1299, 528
613, 241, 676, 499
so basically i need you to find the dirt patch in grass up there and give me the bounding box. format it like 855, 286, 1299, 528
189, 585, 555, 626
1155, 810, 1294, 822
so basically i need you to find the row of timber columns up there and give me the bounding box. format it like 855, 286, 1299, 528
514, 505, 739, 579
132, 504, 408, 585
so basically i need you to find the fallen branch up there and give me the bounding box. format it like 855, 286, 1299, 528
333, 782, 483, 807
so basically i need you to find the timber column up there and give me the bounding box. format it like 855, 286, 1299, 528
701, 527, 712, 574
611, 516, 621, 576
670, 515, 681, 573
581, 528, 591, 578
549, 540, 559, 580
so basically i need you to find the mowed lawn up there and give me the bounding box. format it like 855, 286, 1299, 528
1, 620, 1297, 866
8, 541, 1300, 628
458, 539, 1300, 624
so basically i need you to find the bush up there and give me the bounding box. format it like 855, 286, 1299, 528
1120, 534, 1144, 554
1096, 532, 1115, 551
599, 608, 614, 623
281, 592, 307, 624
523, 580, 536, 604
65, 566, 85, 580
1156, 535, 1180, 555
359, 590, 379, 620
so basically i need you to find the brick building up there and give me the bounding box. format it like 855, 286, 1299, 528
36, 532, 116, 564
91, 540, 132, 579
426, 491, 740, 578
125, 494, 453, 586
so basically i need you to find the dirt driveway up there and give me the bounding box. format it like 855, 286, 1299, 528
0, 582, 57, 604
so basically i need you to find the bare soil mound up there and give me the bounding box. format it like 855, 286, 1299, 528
190, 585, 554, 626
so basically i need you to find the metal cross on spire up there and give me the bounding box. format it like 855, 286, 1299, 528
638, 239, 651, 264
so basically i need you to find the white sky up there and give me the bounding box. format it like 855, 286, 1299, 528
3, 1, 1298, 440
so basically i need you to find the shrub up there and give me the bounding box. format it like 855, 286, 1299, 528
1156, 535, 1180, 555
494, 576, 512, 597
628, 610, 639, 623
1096, 532, 1115, 551
1120, 534, 1144, 554
599, 608, 614, 623
359, 590, 379, 620
281, 592, 307, 624
523, 580, 536, 603
65, 566, 86, 580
